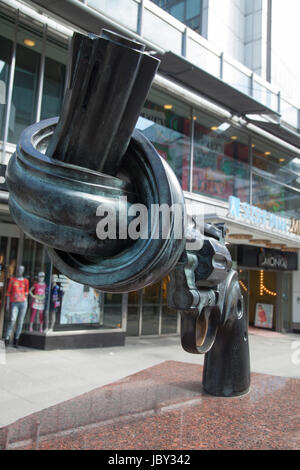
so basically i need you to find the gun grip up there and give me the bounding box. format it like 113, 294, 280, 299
202, 301, 250, 397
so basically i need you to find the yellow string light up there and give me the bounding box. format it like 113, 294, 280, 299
259, 270, 277, 297
239, 280, 248, 293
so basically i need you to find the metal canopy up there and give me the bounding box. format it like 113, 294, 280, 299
158, 52, 279, 117
248, 120, 300, 149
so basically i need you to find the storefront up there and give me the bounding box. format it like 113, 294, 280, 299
0, 210, 180, 348
236, 245, 297, 332
0, 0, 300, 348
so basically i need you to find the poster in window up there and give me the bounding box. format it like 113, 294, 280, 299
59, 279, 103, 324
254, 303, 274, 329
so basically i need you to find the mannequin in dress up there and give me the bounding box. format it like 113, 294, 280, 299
29, 272, 46, 333
5, 265, 29, 348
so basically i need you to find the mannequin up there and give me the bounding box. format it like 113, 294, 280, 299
29, 272, 46, 333
4, 265, 29, 348
49, 275, 63, 330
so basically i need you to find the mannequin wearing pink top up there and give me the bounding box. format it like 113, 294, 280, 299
29, 272, 46, 332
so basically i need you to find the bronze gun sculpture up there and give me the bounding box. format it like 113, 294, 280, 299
6, 30, 250, 397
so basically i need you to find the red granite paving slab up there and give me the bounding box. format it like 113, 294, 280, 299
1, 360, 299, 450
248, 326, 284, 338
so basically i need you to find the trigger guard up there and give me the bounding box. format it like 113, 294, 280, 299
180, 305, 221, 354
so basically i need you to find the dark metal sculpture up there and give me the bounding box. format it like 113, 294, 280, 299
6, 29, 250, 397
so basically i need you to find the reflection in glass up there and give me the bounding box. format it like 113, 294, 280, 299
281, 272, 292, 331
0, 35, 12, 140
151, 0, 203, 34
103, 292, 122, 329
137, 88, 191, 190
41, 56, 66, 120
252, 173, 300, 219
141, 282, 160, 335
252, 137, 300, 190
161, 276, 178, 334
127, 290, 140, 336
9, 43, 40, 143
193, 111, 249, 202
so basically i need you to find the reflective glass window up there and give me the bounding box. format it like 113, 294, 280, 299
251, 136, 300, 218
252, 173, 300, 219
252, 136, 300, 190
40, 57, 66, 120
41, 35, 68, 120
0, 35, 12, 140
137, 88, 191, 190
161, 276, 178, 334
141, 282, 160, 335
102, 293, 122, 329
192, 110, 250, 202
186, 0, 201, 20
9, 42, 40, 143
150, 0, 203, 35
127, 290, 140, 336
170, 2, 184, 21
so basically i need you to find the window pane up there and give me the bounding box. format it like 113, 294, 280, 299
41, 35, 68, 120
41, 56, 66, 120
9, 43, 40, 143
127, 290, 140, 336
251, 136, 300, 218
0, 35, 12, 140
161, 276, 177, 334
102, 292, 122, 329
252, 173, 300, 219
252, 136, 300, 190
170, 2, 184, 21
192, 110, 250, 202
141, 282, 160, 335
186, 0, 201, 20
137, 88, 191, 190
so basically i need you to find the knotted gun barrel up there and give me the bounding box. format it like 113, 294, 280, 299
6, 29, 250, 397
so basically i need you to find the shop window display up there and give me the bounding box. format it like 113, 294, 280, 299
4, 265, 29, 347
29, 271, 46, 332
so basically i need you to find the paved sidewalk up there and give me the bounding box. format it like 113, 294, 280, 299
0, 329, 299, 427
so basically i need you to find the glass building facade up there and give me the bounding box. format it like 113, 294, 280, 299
151, 0, 203, 35
0, 1, 299, 344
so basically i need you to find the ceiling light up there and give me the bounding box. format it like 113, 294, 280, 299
193, 116, 197, 121
264, 151, 271, 156
163, 104, 173, 110
24, 38, 35, 47
210, 126, 218, 131
229, 234, 253, 240
231, 136, 238, 140
266, 243, 286, 250
279, 158, 285, 162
